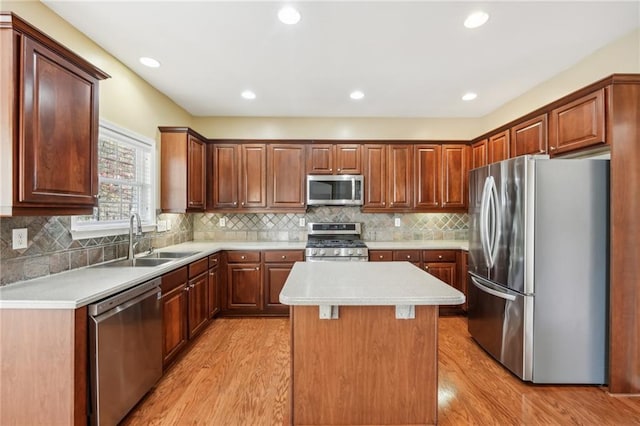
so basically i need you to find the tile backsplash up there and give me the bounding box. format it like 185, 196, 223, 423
193, 207, 468, 242
1, 208, 467, 286
0, 214, 193, 286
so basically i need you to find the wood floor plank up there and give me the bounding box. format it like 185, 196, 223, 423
122, 316, 640, 425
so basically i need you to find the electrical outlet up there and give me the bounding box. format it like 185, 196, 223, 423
166, 220, 172, 230
219, 217, 226, 227
394, 218, 401, 227
299, 218, 306, 227
157, 220, 167, 232
12, 228, 28, 249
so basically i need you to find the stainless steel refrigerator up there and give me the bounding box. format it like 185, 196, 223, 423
467, 155, 609, 384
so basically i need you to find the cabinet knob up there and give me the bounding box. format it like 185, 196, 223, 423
406, 255, 411, 259
438, 255, 443, 259
301, 202, 304, 205
256, 267, 260, 271
93, 194, 99, 198
241, 255, 246, 259
233, 201, 238, 206
379, 255, 384, 259
241, 202, 245, 206
382, 202, 386, 206
282, 255, 287, 259
425, 266, 430, 271
337, 168, 341, 172
329, 168, 333, 171
550, 146, 556, 151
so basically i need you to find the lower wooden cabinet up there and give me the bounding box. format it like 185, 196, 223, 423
222, 250, 303, 316
161, 267, 189, 367
187, 258, 209, 338
208, 254, 221, 318
369, 249, 467, 315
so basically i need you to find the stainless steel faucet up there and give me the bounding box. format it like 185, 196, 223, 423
128, 212, 142, 260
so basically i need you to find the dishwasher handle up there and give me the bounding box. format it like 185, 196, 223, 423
90, 286, 161, 323
89, 278, 161, 316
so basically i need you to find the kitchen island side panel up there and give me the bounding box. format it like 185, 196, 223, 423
291, 305, 438, 426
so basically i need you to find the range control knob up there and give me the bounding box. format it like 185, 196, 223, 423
356, 249, 362, 255
334, 249, 340, 255
310, 249, 317, 256
319, 249, 326, 256
347, 249, 354, 255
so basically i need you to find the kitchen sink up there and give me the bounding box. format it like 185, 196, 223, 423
99, 258, 174, 267
141, 251, 200, 259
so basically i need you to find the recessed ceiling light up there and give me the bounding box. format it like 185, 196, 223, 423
278, 6, 301, 25
464, 11, 489, 29
462, 92, 478, 101
241, 90, 256, 100
350, 90, 365, 100
139, 57, 160, 68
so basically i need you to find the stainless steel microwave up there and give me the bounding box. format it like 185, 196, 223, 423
306, 175, 364, 206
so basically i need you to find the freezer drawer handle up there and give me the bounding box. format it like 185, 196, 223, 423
471, 276, 516, 301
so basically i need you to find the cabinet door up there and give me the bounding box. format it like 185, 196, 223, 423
226, 263, 262, 311
424, 262, 457, 285
510, 114, 548, 157
488, 130, 510, 163
240, 144, 267, 208
267, 144, 306, 209
264, 263, 293, 314
187, 272, 209, 338
307, 144, 334, 174
187, 135, 206, 210
208, 267, 220, 319
335, 144, 362, 174
414, 145, 441, 209
20, 37, 99, 208
212, 144, 239, 208
441, 145, 468, 209
458, 251, 468, 313
387, 145, 412, 209
162, 283, 188, 366
549, 89, 605, 155
363, 145, 387, 209
471, 139, 488, 169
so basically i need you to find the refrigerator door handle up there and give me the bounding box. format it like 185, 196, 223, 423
480, 176, 494, 267
471, 275, 517, 301
488, 177, 501, 268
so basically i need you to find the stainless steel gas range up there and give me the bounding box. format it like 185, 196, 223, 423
305, 222, 368, 262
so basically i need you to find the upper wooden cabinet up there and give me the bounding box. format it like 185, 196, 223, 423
267, 144, 306, 210
471, 139, 488, 170
362, 144, 412, 211
0, 13, 109, 216
488, 130, 510, 164
510, 114, 548, 157
208, 143, 267, 211
441, 145, 468, 210
307, 144, 362, 175
414, 145, 441, 209
549, 89, 606, 155
159, 128, 207, 213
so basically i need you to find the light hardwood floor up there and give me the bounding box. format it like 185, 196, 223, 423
122, 316, 640, 425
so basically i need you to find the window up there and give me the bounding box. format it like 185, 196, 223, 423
71, 120, 156, 238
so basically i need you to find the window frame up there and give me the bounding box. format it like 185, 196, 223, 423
71, 120, 157, 240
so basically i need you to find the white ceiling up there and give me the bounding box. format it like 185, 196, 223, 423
43, 1, 639, 118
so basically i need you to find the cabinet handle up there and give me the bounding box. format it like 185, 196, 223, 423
281, 255, 287, 259
301, 202, 304, 205
337, 168, 341, 172
382, 202, 386, 206
233, 201, 238, 206
406, 255, 411, 259
438, 255, 443, 259
184, 287, 190, 292
425, 266, 430, 271
550, 146, 556, 151
256, 267, 260, 271
241, 202, 245, 206
329, 168, 333, 171
379, 255, 384, 259
241, 255, 246, 259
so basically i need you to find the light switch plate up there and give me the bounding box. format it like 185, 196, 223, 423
394, 218, 401, 227
157, 220, 167, 232
166, 220, 172, 230
12, 228, 28, 249
299, 218, 306, 227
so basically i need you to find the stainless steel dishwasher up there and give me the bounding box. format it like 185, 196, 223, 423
88, 278, 162, 426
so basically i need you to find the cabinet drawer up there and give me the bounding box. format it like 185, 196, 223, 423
208, 253, 221, 268
188, 257, 208, 277
392, 250, 421, 262
161, 266, 188, 293
227, 251, 261, 263
264, 250, 304, 263
422, 250, 457, 262
369, 250, 393, 261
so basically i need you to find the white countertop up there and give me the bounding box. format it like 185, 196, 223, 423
0, 241, 305, 310
0, 239, 467, 310
366, 240, 468, 250
280, 262, 465, 306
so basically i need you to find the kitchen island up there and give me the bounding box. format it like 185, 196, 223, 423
280, 262, 465, 426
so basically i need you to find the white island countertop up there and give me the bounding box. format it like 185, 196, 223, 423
280, 262, 465, 306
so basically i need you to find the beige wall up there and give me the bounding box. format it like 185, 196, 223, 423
3, 0, 192, 140
478, 28, 640, 135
